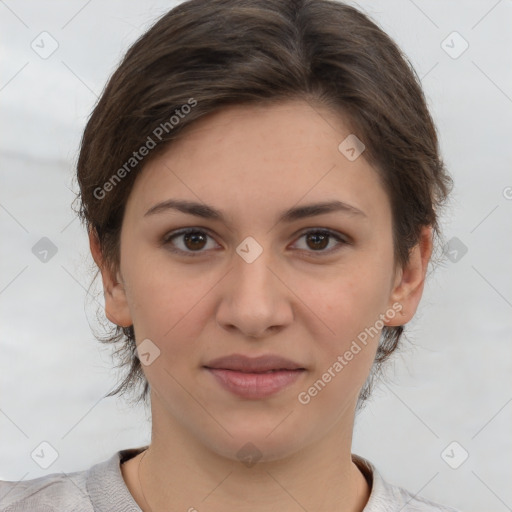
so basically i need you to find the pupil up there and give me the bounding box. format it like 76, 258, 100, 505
307, 232, 328, 250
184, 232, 206, 250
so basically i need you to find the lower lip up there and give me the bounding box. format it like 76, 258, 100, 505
205, 368, 305, 399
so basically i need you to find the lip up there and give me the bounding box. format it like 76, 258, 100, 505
203, 354, 305, 372
203, 354, 306, 399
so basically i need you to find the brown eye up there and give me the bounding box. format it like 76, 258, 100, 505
183, 231, 207, 251
292, 229, 348, 255
164, 228, 219, 256
305, 232, 329, 250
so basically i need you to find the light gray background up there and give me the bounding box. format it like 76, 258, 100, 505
1, 1, 511, 511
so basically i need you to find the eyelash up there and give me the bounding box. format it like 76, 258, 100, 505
162, 227, 350, 258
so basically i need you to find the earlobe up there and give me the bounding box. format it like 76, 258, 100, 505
88, 227, 133, 328
385, 226, 433, 326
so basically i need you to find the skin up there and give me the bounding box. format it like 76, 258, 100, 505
89, 99, 432, 512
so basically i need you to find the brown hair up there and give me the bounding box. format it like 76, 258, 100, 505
74, 0, 452, 409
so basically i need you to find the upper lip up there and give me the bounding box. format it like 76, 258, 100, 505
203, 354, 305, 373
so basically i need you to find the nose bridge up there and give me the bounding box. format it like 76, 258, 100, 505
216, 236, 292, 337
232, 238, 277, 310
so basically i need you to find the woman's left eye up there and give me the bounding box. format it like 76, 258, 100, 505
162, 228, 348, 257
291, 229, 348, 254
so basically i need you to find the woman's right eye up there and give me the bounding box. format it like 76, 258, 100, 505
163, 228, 219, 257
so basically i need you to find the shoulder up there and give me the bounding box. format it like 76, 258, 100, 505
352, 454, 463, 512
0, 469, 91, 512
0, 448, 144, 512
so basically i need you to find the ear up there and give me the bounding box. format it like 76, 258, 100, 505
385, 225, 433, 326
89, 227, 133, 328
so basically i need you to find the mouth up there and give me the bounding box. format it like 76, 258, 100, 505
203, 354, 306, 399
203, 353, 306, 372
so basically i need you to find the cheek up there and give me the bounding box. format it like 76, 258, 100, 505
294, 263, 393, 408
124, 269, 214, 396
131, 275, 208, 340
121, 244, 211, 347
299, 251, 395, 359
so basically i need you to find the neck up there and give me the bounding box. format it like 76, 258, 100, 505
125, 395, 371, 512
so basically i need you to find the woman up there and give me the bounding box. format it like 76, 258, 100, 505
0, 0, 460, 510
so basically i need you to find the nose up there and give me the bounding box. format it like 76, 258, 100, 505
215, 245, 293, 339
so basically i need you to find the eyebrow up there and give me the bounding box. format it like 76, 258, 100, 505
144, 199, 367, 223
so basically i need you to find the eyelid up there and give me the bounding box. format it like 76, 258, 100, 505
290, 227, 350, 257
293, 227, 351, 245
162, 227, 221, 257
162, 226, 350, 257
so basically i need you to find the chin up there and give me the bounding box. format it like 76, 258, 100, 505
200, 421, 312, 464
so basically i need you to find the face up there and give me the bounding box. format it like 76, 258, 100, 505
91, 100, 431, 461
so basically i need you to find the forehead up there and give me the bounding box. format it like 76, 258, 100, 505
124, 100, 390, 225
